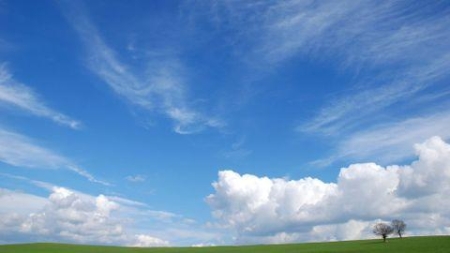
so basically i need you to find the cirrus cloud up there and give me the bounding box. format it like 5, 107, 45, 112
58, 1, 223, 134
0, 63, 81, 129
0, 127, 109, 185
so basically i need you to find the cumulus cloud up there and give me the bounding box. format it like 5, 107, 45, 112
398, 136, 450, 197
15, 187, 123, 243
207, 136, 450, 244
0, 186, 169, 246
130, 234, 170, 247
0, 174, 222, 246
0, 63, 81, 129
191, 242, 216, 247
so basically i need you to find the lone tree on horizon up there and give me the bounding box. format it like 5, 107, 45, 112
373, 222, 394, 242
391, 219, 406, 238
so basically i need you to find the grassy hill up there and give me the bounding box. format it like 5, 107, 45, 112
0, 236, 449, 253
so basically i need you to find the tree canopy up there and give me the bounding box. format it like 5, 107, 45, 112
373, 222, 394, 242
392, 220, 406, 238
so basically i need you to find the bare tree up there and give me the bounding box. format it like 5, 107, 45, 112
373, 222, 394, 242
391, 219, 406, 238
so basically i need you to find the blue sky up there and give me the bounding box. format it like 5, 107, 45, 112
1, 0, 450, 247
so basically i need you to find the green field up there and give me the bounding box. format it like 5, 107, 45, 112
0, 236, 449, 253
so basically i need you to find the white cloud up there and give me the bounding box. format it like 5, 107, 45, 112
0, 187, 121, 242
308, 220, 374, 242
59, 2, 222, 134
0, 127, 109, 185
106, 196, 147, 208
0, 186, 169, 246
0, 172, 223, 246
207, 136, 450, 244
0, 188, 47, 215
67, 165, 110, 186
0, 63, 81, 129
398, 136, 450, 197
130, 234, 170, 247
191, 242, 216, 247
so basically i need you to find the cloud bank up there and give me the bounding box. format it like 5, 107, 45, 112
0, 186, 169, 246
207, 136, 450, 244
0, 174, 222, 246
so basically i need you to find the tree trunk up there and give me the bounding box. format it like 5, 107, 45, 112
383, 234, 387, 242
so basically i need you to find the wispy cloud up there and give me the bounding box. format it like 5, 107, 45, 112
309, 108, 450, 167
301, 52, 450, 135
200, 1, 450, 166
0, 63, 82, 129
59, 1, 222, 134
286, 1, 450, 164
0, 172, 145, 208
192, 1, 450, 163
240, 0, 450, 135
0, 127, 109, 185
220, 136, 252, 159
126, 174, 146, 183
332, 110, 450, 164
0, 172, 56, 191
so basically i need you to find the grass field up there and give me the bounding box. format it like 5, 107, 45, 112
0, 236, 449, 253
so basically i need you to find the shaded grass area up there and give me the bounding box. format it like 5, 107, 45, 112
0, 236, 449, 253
